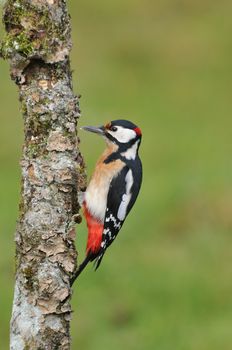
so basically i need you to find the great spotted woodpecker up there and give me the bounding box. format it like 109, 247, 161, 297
71, 119, 142, 283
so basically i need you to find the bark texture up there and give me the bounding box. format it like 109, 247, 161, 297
1, 1, 86, 349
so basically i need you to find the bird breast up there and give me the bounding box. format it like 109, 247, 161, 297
84, 149, 125, 222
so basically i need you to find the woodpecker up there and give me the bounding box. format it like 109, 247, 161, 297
71, 119, 142, 283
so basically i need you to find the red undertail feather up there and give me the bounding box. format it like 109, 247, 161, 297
83, 202, 103, 255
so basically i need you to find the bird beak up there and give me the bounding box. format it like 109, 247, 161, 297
81, 125, 105, 136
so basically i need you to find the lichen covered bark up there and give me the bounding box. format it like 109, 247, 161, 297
1, 1, 86, 349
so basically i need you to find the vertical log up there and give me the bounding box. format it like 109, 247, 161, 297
1, 1, 86, 348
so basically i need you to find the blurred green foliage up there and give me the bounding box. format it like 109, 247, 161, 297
1, 0, 232, 349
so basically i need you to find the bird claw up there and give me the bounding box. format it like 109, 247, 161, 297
72, 213, 82, 224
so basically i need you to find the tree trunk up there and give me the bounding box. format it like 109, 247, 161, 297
1, 1, 86, 349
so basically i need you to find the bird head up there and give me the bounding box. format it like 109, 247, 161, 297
81, 119, 142, 154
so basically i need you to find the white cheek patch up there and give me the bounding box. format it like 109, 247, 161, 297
117, 169, 133, 221
108, 126, 137, 143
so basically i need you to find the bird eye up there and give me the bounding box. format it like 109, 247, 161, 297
110, 126, 117, 132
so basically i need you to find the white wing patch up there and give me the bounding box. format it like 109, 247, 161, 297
117, 169, 133, 221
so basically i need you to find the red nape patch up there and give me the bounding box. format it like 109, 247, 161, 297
83, 202, 104, 254
134, 127, 142, 136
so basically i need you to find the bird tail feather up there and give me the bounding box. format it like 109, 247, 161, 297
70, 255, 91, 286
94, 252, 104, 271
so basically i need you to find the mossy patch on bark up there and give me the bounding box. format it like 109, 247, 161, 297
1, 0, 71, 69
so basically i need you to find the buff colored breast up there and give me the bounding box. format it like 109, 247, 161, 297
84, 145, 125, 222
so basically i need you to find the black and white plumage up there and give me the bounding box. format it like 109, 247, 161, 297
71, 119, 142, 283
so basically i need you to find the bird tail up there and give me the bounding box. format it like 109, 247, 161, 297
70, 251, 105, 286
70, 255, 91, 286
94, 252, 105, 271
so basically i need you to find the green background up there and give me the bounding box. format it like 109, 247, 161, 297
1, 0, 232, 349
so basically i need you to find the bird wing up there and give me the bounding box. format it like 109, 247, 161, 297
94, 164, 136, 269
